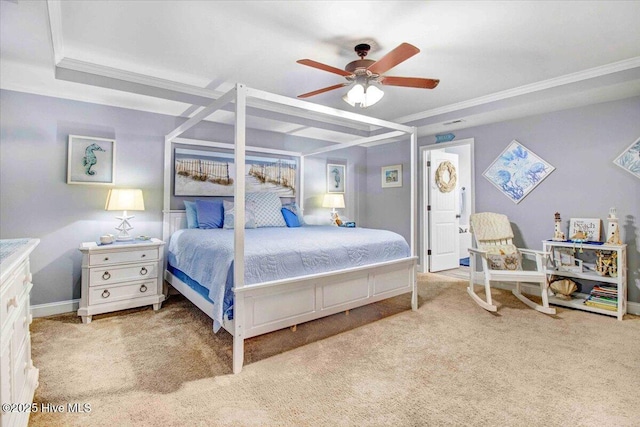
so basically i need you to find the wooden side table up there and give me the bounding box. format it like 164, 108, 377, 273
77, 238, 165, 324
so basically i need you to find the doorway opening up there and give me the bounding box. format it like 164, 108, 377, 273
420, 138, 475, 273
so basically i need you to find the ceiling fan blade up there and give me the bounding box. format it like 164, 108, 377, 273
380, 76, 440, 89
297, 59, 353, 77
367, 42, 420, 75
297, 83, 350, 98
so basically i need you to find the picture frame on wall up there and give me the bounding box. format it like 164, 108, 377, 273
569, 218, 601, 242
482, 140, 555, 204
613, 136, 640, 179
67, 135, 116, 185
381, 164, 402, 188
174, 148, 297, 197
326, 164, 345, 193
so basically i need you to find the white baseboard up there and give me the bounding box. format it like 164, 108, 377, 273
31, 299, 79, 318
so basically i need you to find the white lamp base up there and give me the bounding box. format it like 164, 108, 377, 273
115, 211, 135, 241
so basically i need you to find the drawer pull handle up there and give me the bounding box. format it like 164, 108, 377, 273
102, 271, 111, 280
104, 257, 109, 261
102, 290, 110, 298
140, 284, 148, 293
8, 297, 18, 308
140, 267, 148, 275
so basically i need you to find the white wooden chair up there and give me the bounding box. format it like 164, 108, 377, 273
467, 212, 555, 314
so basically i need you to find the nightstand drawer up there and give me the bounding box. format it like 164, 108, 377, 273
89, 281, 157, 306
90, 248, 159, 266
89, 263, 157, 286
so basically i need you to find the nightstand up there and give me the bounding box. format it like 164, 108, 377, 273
77, 238, 165, 324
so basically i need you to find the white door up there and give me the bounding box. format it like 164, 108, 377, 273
428, 151, 460, 272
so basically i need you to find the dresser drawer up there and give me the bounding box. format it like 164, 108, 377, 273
11, 299, 30, 356
88, 281, 157, 306
89, 248, 159, 266
0, 260, 29, 329
89, 263, 157, 286
1, 340, 11, 404
11, 340, 28, 406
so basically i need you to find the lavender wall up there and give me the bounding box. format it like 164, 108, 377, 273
0, 90, 365, 306
365, 96, 640, 304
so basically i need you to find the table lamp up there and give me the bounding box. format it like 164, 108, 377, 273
105, 189, 145, 241
322, 194, 345, 226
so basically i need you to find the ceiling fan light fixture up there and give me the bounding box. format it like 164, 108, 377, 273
345, 83, 365, 105
364, 84, 384, 107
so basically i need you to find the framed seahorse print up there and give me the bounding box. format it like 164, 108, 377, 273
67, 135, 116, 185
327, 164, 345, 193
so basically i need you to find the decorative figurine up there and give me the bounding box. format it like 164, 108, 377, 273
570, 228, 588, 253
595, 250, 618, 277
606, 207, 622, 245
549, 277, 578, 300
552, 212, 566, 241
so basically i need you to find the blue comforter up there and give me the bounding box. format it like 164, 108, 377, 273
167, 226, 410, 329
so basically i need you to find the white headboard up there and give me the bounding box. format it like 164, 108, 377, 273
163, 210, 187, 241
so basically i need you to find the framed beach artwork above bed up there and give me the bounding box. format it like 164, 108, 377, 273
174, 148, 296, 197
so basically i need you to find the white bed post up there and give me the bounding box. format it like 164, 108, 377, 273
163, 136, 173, 243
233, 83, 247, 374
410, 128, 418, 311
299, 156, 305, 217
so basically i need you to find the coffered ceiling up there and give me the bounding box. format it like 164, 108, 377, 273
2, 1, 640, 142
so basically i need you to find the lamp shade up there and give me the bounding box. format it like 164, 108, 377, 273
105, 189, 145, 211
322, 194, 345, 209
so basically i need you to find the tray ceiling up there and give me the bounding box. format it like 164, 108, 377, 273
2, 1, 640, 142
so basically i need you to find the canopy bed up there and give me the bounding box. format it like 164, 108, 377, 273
163, 84, 418, 373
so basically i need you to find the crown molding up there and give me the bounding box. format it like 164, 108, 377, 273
46, 0, 64, 64
395, 56, 640, 125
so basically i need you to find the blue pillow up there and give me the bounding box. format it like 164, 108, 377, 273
184, 201, 199, 229
195, 199, 224, 229
281, 202, 305, 225
281, 207, 300, 227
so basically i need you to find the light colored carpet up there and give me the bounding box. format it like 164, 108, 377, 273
29, 274, 639, 427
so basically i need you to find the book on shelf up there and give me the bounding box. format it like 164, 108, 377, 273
592, 286, 617, 295
584, 300, 617, 311
587, 296, 617, 305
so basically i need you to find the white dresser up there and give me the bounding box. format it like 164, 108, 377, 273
78, 239, 165, 324
0, 239, 39, 427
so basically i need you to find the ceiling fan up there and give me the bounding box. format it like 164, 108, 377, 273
296, 42, 439, 107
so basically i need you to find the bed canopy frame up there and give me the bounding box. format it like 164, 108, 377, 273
163, 84, 418, 373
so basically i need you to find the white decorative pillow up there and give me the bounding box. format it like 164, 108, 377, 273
246, 192, 286, 227
222, 200, 257, 229
486, 248, 522, 271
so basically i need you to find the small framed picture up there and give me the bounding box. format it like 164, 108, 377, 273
552, 247, 583, 272
327, 164, 345, 193
67, 135, 116, 185
569, 218, 601, 242
381, 164, 402, 188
